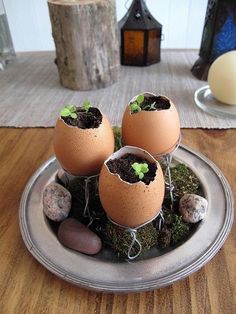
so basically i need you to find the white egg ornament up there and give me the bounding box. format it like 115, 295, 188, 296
208, 51, 236, 105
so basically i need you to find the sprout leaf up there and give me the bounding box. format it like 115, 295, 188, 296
130, 102, 141, 113
60, 104, 77, 119
82, 100, 92, 113
136, 94, 144, 104
129, 94, 144, 113
132, 162, 149, 180
70, 113, 77, 119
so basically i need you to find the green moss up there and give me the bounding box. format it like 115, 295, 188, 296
170, 164, 200, 199
105, 221, 158, 257
171, 215, 190, 244
157, 227, 172, 248
162, 210, 190, 245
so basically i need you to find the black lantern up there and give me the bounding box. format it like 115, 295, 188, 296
119, 0, 162, 66
191, 0, 236, 80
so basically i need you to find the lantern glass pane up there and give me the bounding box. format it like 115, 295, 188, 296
147, 29, 160, 64
123, 30, 145, 65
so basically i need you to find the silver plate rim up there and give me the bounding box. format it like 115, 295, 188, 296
194, 85, 236, 119
19, 144, 234, 292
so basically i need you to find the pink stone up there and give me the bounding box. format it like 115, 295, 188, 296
58, 218, 102, 255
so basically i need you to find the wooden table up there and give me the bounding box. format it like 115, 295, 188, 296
0, 128, 235, 313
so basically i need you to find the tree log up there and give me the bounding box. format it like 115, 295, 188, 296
48, 0, 120, 90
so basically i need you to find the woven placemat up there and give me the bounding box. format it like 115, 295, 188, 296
0, 50, 236, 128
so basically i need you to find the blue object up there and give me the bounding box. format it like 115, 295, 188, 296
212, 13, 236, 58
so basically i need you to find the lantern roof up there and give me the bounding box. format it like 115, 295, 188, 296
119, 0, 162, 30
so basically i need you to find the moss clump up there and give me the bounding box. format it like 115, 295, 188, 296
171, 214, 190, 244
157, 210, 190, 247
170, 164, 200, 199
113, 126, 122, 151
106, 221, 158, 257
157, 227, 172, 248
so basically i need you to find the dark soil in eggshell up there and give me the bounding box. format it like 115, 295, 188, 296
106, 153, 157, 185
62, 107, 102, 129
140, 96, 171, 111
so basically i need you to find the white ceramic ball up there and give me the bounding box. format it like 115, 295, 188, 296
208, 50, 236, 106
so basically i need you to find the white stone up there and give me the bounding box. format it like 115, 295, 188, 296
179, 194, 208, 223
43, 182, 72, 221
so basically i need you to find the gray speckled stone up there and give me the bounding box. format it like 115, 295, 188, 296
179, 194, 208, 223
43, 182, 72, 221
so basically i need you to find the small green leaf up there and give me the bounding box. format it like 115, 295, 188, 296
130, 102, 141, 113
132, 162, 149, 180
141, 163, 149, 173
139, 172, 144, 179
150, 102, 156, 110
136, 94, 144, 104
65, 104, 76, 111
70, 113, 77, 119
60, 104, 77, 118
60, 108, 71, 117
82, 100, 92, 113
71, 106, 77, 113
132, 162, 140, 172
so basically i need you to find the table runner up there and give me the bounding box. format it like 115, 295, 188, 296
0, 50, 236, 128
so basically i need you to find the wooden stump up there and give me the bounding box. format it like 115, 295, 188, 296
48, 0, 120, 90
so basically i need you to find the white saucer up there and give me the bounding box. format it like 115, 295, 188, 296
194, 85, 236, 119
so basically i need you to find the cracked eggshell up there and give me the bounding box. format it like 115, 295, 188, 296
53, 114, 114, 176
122, 92, 180, 156
98, 146, 165, 228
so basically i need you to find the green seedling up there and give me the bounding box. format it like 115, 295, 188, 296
82, 100, 92, 113
132, 162, 149, 180
143, 101, 156, 111
60, 104, 77, 119
129, 94, 144, 113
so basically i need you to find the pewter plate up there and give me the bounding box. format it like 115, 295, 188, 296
194, 85, 236, 119
19, 145, 234, 292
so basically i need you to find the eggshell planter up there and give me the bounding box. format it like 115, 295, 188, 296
98, 146, 165, 228
122, 92, 181, 157
53, 113, 114, 176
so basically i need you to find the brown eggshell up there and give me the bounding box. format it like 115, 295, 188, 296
99, 146, 165, 228
122, 92, 180, 156
58, 218, 102, 255
53, 113, 114, 176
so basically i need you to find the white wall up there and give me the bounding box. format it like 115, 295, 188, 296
4, 0, 208, 52
0, 1, 4, 15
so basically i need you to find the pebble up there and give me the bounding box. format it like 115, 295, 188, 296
58, 218, 102, 255
179, 194, 208, 223
43, 182, 72, 221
